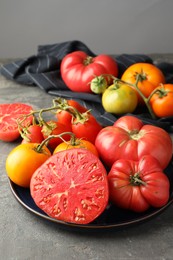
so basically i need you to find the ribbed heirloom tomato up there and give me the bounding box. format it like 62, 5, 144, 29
60, 51, 118, 93
108, 155, 170, 212
95, 115, 172, 169
121, 63, 165, 104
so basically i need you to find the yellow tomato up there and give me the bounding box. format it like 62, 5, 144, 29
102, 82, 138, 114
6, 143, 51, 188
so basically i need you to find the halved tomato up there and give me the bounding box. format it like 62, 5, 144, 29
0, 103, 33, 142
30, 148, 109, 224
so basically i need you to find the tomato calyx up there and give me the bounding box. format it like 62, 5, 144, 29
153, 85, 172, 99
90, 75, 108, 94
129, 129, 145, 140
134, 70, 147, 82
130, 172, 146, 186
83, 56, 93, 66
42, 121, 57, 136
68, 135, 83, 146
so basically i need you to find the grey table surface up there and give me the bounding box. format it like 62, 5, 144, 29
0, 55, 173, 260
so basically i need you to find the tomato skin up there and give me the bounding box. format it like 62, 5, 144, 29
95, 115, 172, 169
108, 155, 170, 212
102, 83, 138, 114
53, 139, 99, 157
121, 63, 165, 104
60, 51, 118, 93
21, 125, 44, 144
150, 84, 173, 117
56, 99, 87, 126
72, 114, 103, 144
30, 148, 109, 224
6, 143, 51, 188
42, 121, 72, 150
0, 103, 33, 142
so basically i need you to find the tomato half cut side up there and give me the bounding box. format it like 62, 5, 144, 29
30, 148, 109, 224
0, 103, 33, 142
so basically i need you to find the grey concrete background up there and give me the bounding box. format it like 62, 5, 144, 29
0, 0, 173, 58
0, 55, 173, 259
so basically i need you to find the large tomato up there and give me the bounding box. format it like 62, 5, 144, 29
108, 155, 170, 212
150, 84, 173, 117
0, 103, 33, 142
60, 51, 118, 93
121, 63, 165, 104
30, 148, 109, 224
6, 143, 51, 188
102, 82, 138, 115
95, 115, 172, 169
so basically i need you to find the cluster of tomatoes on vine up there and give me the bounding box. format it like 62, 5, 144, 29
18, 97, 102, 152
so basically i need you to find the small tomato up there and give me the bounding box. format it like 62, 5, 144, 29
150, 84, 173, 117
42, 121, 72, 150
90, 75, 108, 94
21, 125, 44, 144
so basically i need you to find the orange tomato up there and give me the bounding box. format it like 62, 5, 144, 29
150, 84, 173, 117
53, 139, 99, 157
6, 143, 51, 188
121, 63, 165, 104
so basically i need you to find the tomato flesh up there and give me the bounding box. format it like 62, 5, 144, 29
30, 149, 109, 224
0, 103, 33, 142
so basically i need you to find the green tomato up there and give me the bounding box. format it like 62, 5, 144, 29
90, 76, 108, 94
102, 82, 138, 114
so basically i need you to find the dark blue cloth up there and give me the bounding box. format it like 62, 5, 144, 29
1, 40, 173, 132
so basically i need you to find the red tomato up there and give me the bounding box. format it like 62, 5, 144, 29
95, 115, 172, 169
150, 84, 173, 117
0, 103, 33, 142
42, 120, 72, 150
108, 155, 170, 212
21, 125, 44, 144
30, 148, 109, 224
60, 51, 118, 93
56, 99, 87, 126
72, 113, 103, 144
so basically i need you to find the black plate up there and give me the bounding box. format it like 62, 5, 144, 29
8, 158, 173, 231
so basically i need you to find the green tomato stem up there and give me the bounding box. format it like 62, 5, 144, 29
36, 131, 76, 153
